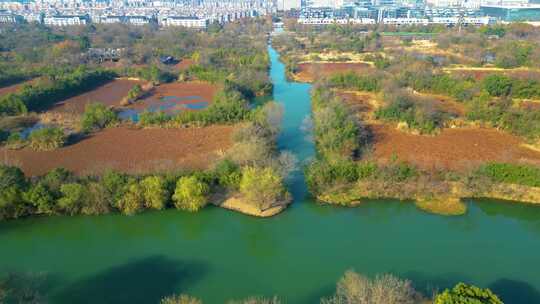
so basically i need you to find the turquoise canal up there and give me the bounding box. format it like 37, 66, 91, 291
1, 46, 540, 304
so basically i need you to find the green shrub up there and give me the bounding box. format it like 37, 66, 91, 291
127, 84, 143, 101
434, 283, 502, 304
140, 176, 169, 210
28, 127, 66, 151
81, 103, 118, 132
239, 166, 289, 211
483, 74, 513, 97
23, 183, 55, 214
0, 165, 28, 219
118, 180, 145, 215
375, 92, 444, 134
172, 176, 209, 212
312, 88, 361, 161
5, 132, 26, 149
478, 163, 540, 187
327, 71, 380, 92
57, 183, 88, 215
138, 111, 170, 127
100, 170, 129, 208
214, 159, 242, 189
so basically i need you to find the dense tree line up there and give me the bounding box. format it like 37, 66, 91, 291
154, 270, 502, 304
0, 67, 115, 116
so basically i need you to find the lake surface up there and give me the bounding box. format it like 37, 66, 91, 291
1, 45, 540, 304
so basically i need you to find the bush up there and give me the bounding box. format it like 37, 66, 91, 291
434, 283, 503, 304
23, 183, 55, 214
172, 176, 209, 212
117, 180, 145, 215
140, 176, 169, 210
101, 170, 129, 207
161, 294, 202, 304
483, 74, 513, 97
312, 89, 361, 161
214, 159, 242, 189
28, 127, 66, 151
0, 165, 28, 219
478, 163, 540, 187
57, 183, 88, 215
5, 132, 26, 149
126, 84, 143, 102
321, 270, 418, 304
81, 103, 118, 132
375, 92, 444, 134
327, 72, 381, 92
138, 111, 170, 127
227, 297, 281, 304
239, 166, 289, 211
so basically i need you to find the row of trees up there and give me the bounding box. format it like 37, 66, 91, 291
156, 270, 503, 304
0, 159, 289, 220
0, 66, 115, 116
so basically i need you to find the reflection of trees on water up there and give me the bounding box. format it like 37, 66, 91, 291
52, 256, 208, 304
0, 271, 56, 304
473, 198, 540, 236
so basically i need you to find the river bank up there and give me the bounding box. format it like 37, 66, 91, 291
316, 179, 540, 216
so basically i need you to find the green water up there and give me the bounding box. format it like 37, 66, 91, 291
1, 46, 540, 304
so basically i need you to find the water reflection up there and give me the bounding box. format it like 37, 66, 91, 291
52, 256, 209, 304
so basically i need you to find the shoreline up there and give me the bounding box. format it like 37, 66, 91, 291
315, 180, 540, 216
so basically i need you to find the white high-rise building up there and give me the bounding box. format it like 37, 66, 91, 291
305, 0, 343, 8
277, 0, 301, 10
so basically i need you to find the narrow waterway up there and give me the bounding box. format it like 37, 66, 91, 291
0, 46, 540, 304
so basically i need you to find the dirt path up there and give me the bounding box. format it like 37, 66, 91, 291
1, 125, 236, 176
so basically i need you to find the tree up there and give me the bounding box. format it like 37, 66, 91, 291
28, 127, 66, 151
23, 183, 55, 214
434, 283, 503, 304
239, 166, 289, 211
172, 176, 209, 212
227, 297, 281, 304
57, 183, 88, 215
81, 102, 118, 133
0, 165, 28, 219
140, 176, 169, 210
483, 74, 513, 97
321, 270, 418, 304
160, 294, 202, 304
117, 181, 145, 215
101, 170, 129, 208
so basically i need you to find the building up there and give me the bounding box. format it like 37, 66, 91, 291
44, 14, 88, 26
0, 11, 24, 23
125, 15, 154, 25
278, 0, 301, 10
481, 4, 540, 21
159, 16, 208, 27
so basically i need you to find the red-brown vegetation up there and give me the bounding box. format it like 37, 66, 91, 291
296, 62, 373, 82
368, 123, 540, 172
0, 125, 236, 176
51, 79, 145, 114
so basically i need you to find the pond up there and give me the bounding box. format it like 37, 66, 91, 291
117, 95, 210, 122
0, 45, 539, 304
